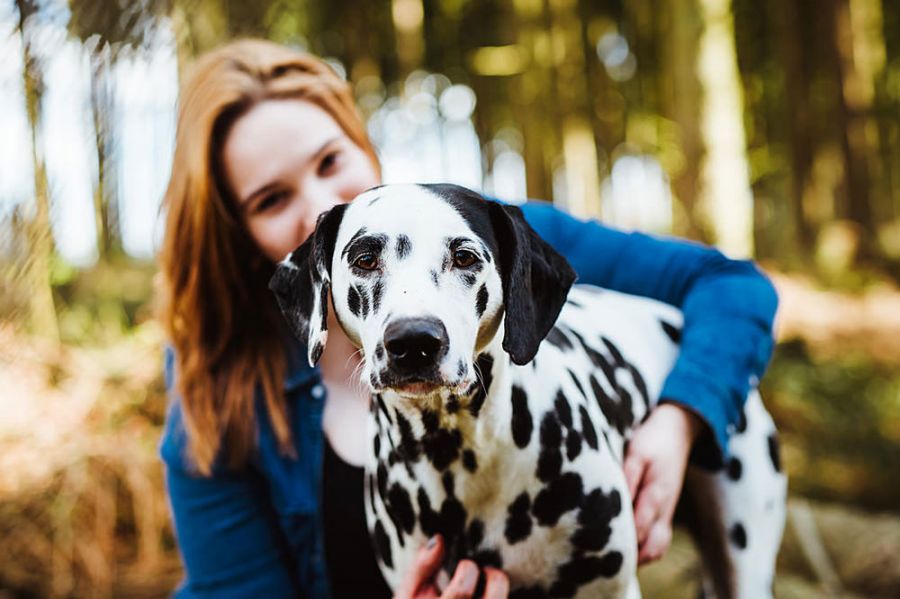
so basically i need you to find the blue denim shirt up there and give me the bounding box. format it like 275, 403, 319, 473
161, 201, 778, 598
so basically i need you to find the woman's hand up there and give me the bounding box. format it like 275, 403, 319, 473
394, 535, 509, 599
623, 402, 703, 565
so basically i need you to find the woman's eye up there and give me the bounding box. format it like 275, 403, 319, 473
354, 253, 378, 270
318, 151, 339, 176
453, 249, 478, 268
256, 191, 287, 213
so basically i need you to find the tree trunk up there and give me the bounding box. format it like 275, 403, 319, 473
695, 0, 755, 257
16, 0, 59, 341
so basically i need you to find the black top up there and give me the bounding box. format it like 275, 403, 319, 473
322, 435, 393, 599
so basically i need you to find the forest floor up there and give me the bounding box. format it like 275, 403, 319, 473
1, 271, 899, 597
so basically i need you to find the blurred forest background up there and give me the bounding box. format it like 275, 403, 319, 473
2, 0, 900, 597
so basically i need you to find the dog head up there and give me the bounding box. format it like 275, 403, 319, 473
269, 183, 576, 398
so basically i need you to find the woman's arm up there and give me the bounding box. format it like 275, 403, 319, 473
519, 201, 778, 468
160, 350, 299, 599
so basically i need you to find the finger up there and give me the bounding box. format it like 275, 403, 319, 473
622, 452, 646, 501
481, 568, 510, 599
632, 485, 662, 545
638, 521, 672, 565
441, 560, 480, 599
396, 536, 444, 598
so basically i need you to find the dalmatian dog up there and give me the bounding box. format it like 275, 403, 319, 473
270, 183, 787, 598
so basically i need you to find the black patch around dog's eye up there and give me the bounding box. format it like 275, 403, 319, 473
768, 433, 782, 472
347, 286, 361, 317
660, 319, 682, 344
395, 234, 412, 259
727, 456, 743, 481
510, 385, 533, 448
730, 522, 748, 549
475, 284, 489, 317
579, 405, 599, 451
537, 412, 563, 482
571, 488, 621, 551
532, 471, 584, 526
504, 492, 532, 544
374, 520, 393, 568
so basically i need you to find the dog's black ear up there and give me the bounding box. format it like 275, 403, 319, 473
269, 204, 348, 366
488, 202, 577, 365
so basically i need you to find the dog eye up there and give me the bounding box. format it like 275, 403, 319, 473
354, 253, 378, 270
453, 249, 478, 268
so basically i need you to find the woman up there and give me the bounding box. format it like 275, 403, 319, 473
158, 39, 777, 598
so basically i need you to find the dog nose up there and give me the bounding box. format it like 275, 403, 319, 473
383, 318, 448, 372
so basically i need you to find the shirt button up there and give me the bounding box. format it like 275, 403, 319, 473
311, 384, 325, 399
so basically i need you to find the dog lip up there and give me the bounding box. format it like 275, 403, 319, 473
393, 381, 441, 395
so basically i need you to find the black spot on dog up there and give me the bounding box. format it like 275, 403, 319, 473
417, 488, 440, 537
727, 457, 743, 481
396, 234, 411, 259
565, 430, 583, 461
423, 427, 462, 471
601, 336, 625, 366
571, 488, 621, 551
469, 353, 494, 416
736, 411, 748, 433
371, 280, 383, 313
310, 341, 324, 365
358, 284, 370, 318
376, 462, 388, 499
730, 522, 748, 549
446, 395, 460, 414
375, 343, 385, 361
511, 385, 533, 448
590, 374, 633, 435
473, 549, 503, 570
456, 359, 467, 378
374, 520, 393, 568
505, 492, 532, 544
421, 408, 439, 434
545, 326, 574, 351
476, 284, 489, 317
462, 449, 478, 472
567, 369, 587, 399
552, 552, 624, 593
462, 272, 477, 287
627, 364, 650, 408
579, 405, 599, 450
533, 472, 584, 526
467, 518, 485, 549
431, 270, 440, 286
387, 483, 416, 535
373, 434, 381, 457
376, 394, 392, 425
660, 319, 682, 343
554, 390, 573, 428
537, 412, 563, 482
396, 411, 421, 462
509, 586, 547, 599
768, 433, 782, 472
566, 296, 583, 309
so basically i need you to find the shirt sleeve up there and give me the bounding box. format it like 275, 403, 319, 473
160, 348, 299, 598
520, 201, 778, 468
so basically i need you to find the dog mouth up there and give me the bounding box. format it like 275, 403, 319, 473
392, 380, 442, 395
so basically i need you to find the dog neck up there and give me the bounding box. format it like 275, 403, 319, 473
370, 333, 518, 473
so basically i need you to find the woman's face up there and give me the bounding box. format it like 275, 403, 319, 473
222, 98, 380, 263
